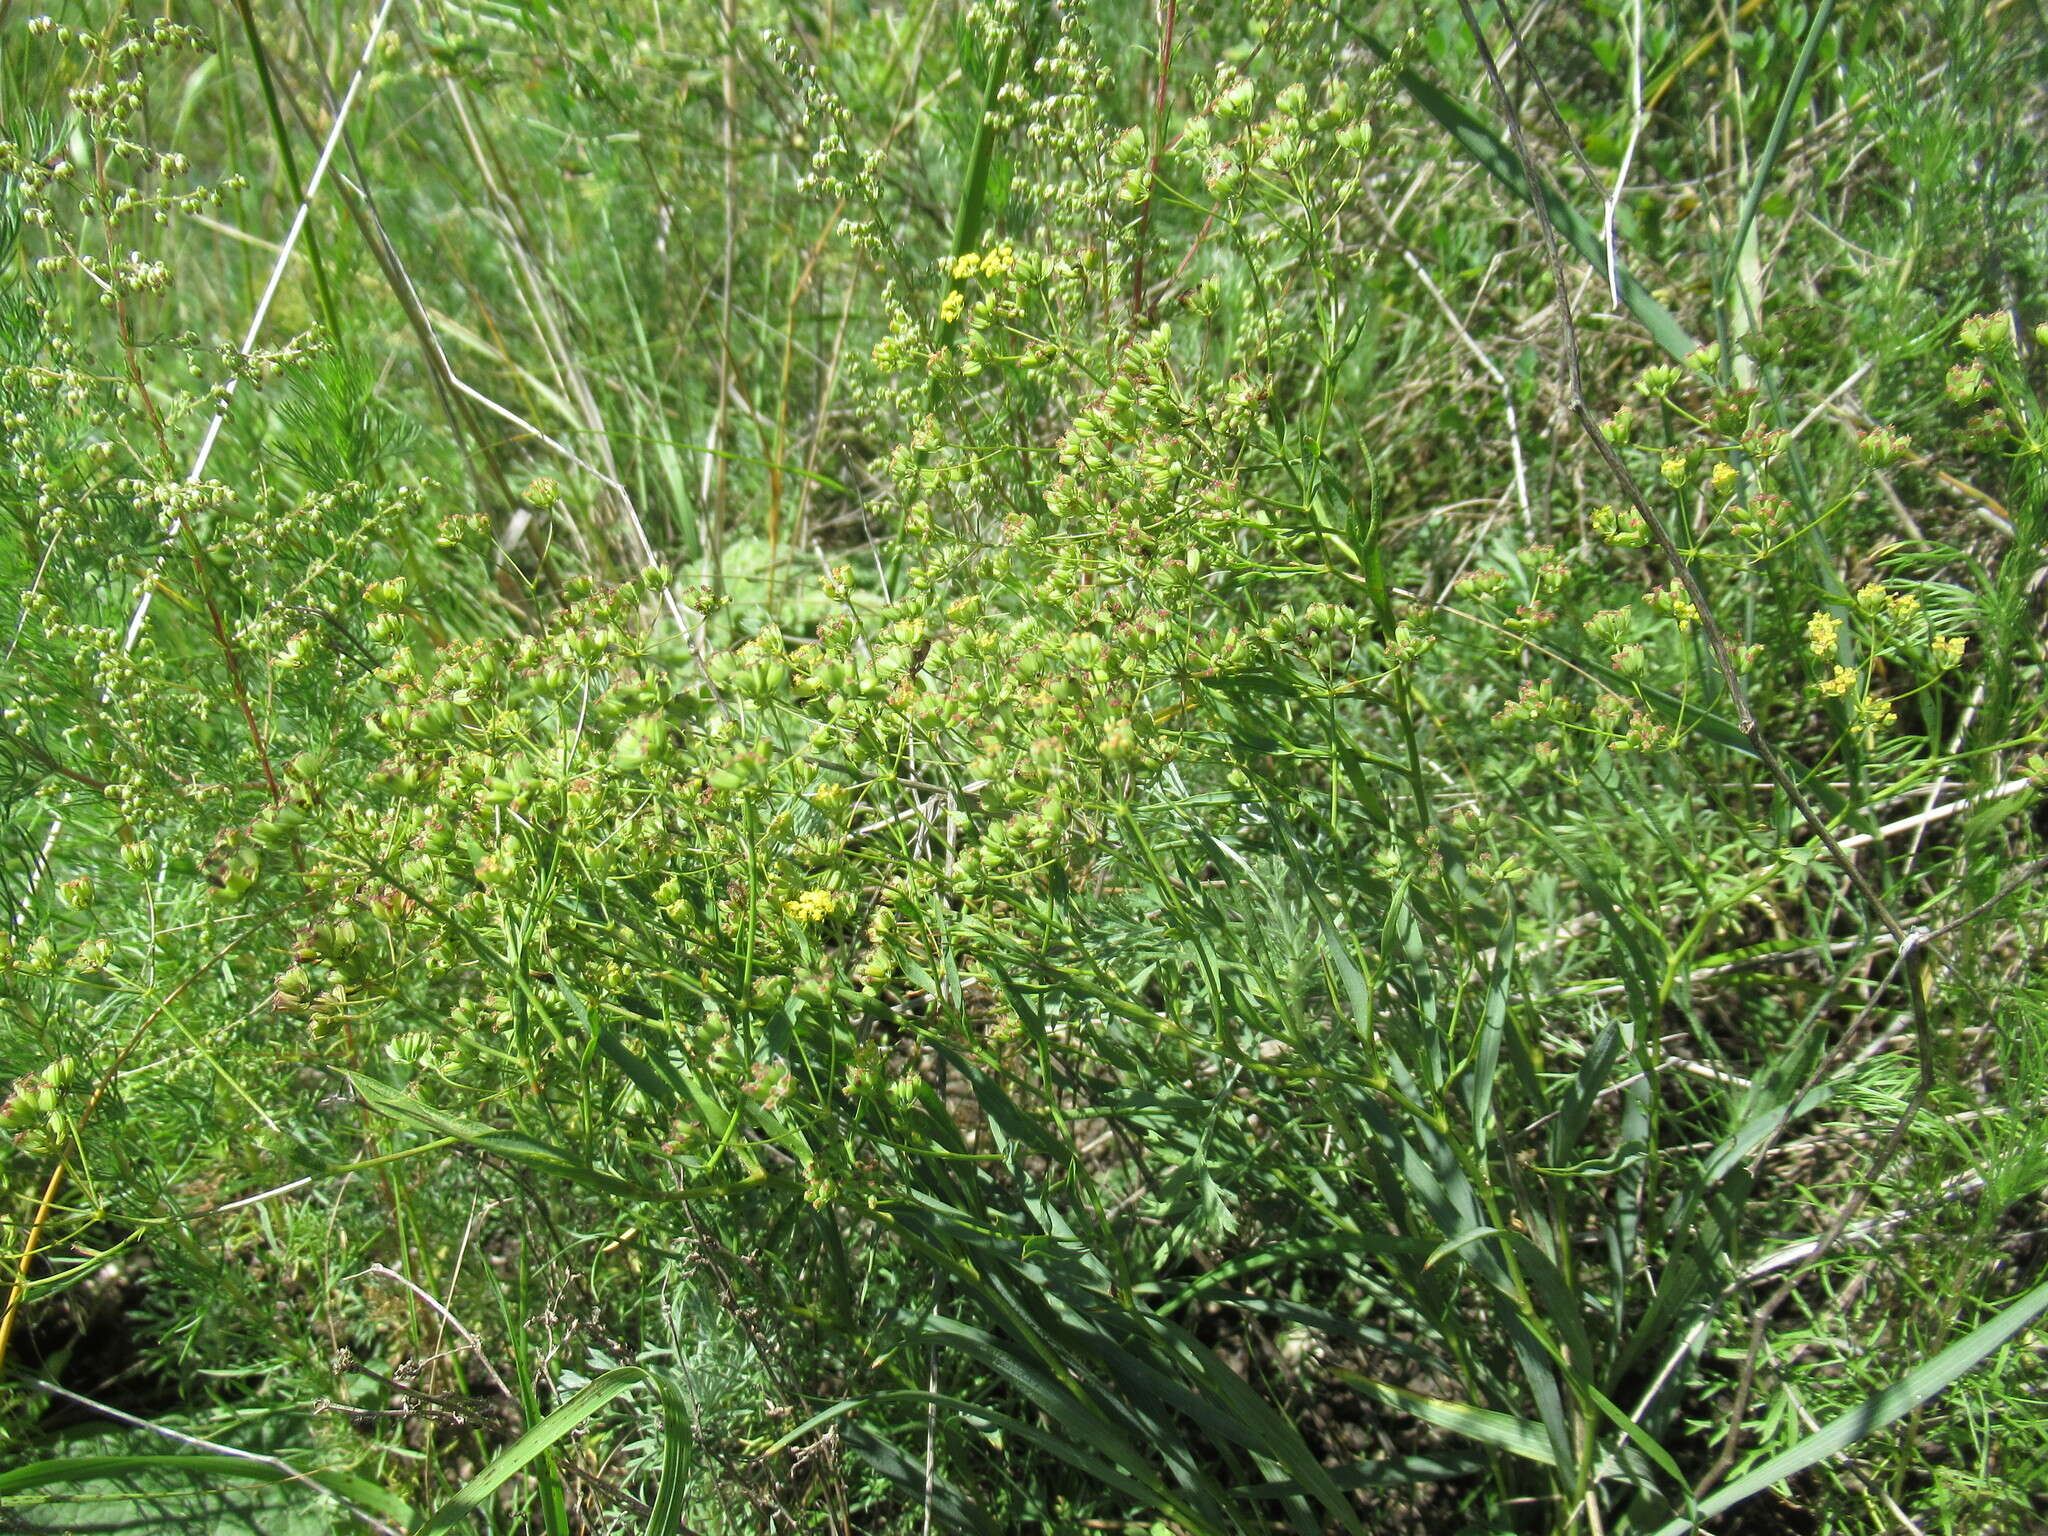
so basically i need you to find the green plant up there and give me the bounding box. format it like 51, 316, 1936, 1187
3, 2, 2045, 1533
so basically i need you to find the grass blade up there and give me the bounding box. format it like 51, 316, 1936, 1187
1651, 1276, 2048, 1535
0, 1453, 411, 1534
411, 1366, 684, 1536
1324, 12, 1699, 361
1335, 1374, 1557, 1466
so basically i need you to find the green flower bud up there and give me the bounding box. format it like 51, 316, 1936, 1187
612, 714, 668, 768
1584, 608, 1632, 647
1946, 362, 1988, 403
1592, 504, 1649, 547
1858, 426, 1912, 468
1636, 365, 1681, 397
1959, 312, 2013, 354
1213, 75, 1256, 121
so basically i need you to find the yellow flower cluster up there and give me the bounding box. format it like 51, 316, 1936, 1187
948, 243, 1017, 282
1806, 611, 1841, 656
1852, 692, 1897, 744
1855, 580, 1919, 622
783, 888, 841, 924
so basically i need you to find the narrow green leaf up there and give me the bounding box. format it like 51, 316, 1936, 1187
0, 1455, 293, 1498
1584, 1383, 1689, 1490
345, 1072, 655, 1201
1323, 13, 1698, 361
1425, 1226, 1508, 1270
844, 1424, 996, 1536
1650, 1276, 2048, 1535
1722, 0, 1837, 306
344, 1072, 782, 1204
411, 1367, 681, 1536
1236, 1449, 1488, 1498
0, 1453, 411, 1531
1466, 907, 1515, 1138
1334, 1374, 1557, 1465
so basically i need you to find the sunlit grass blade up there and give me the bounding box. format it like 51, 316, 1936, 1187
0, 1453, 411, 1534
1334, 1374, 1557, 1466
1649, 1275, 2048, 1535
1323, 11, 1699, 361
411, 1366, 686, 1536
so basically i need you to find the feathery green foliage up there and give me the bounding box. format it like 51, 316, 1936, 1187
2, 2, 2046, 1532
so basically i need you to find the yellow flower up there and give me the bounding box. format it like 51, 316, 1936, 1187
1643, 580, 1699, 630
1710, 461, 1738, 493
1852, 692, 1896, 744
938, 289, 965, 325
949, 251, 981, 281
1932, 634, 1965, 669
1806, 611, 1841, 657
1817, 664, 1857, 698
783, 889, 840, 924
